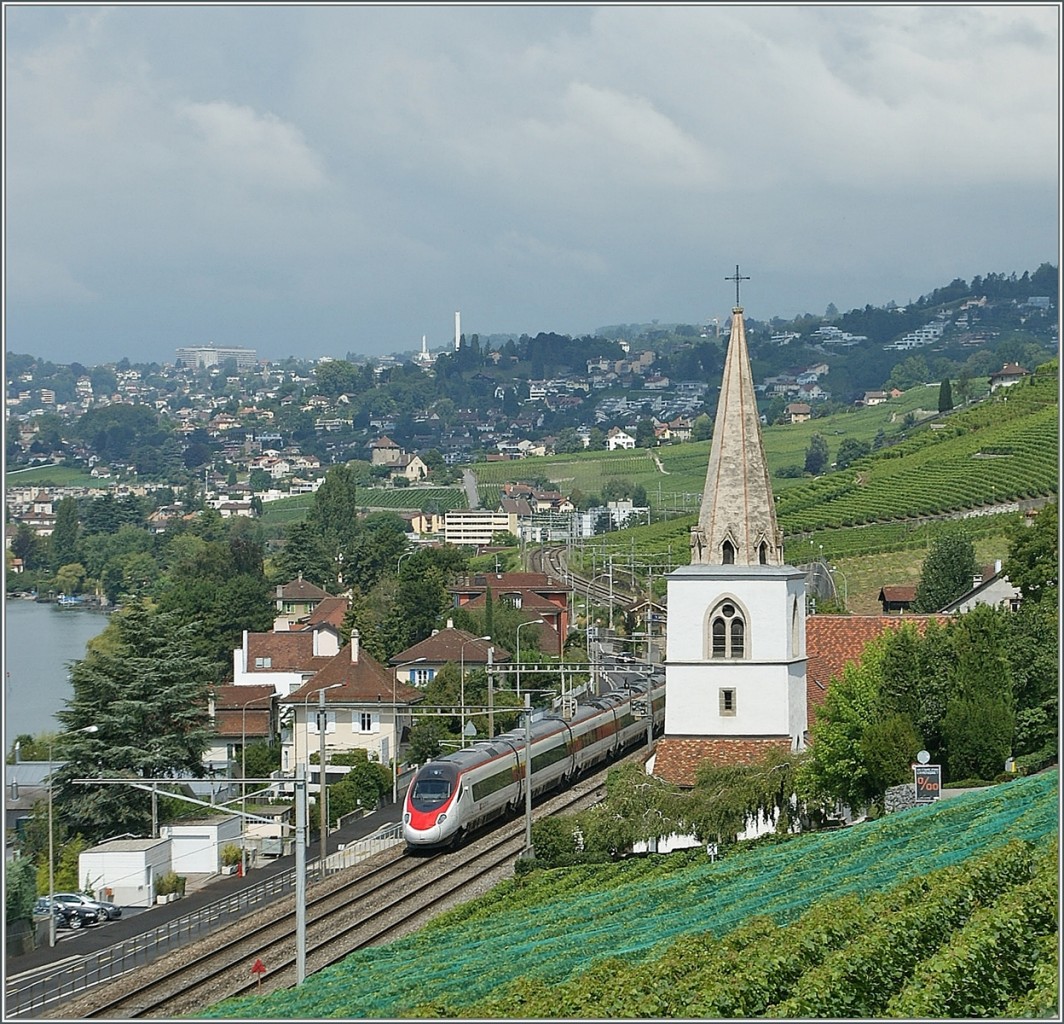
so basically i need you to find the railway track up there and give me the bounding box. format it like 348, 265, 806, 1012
48, 772, 612, 1019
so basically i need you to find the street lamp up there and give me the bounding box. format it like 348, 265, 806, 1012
301, 682, 343, 876
240, 694, 271, 879
397, 551, 414, 575
831, 565, 848, 609
390, 658, 426, 805
48, 724, 98, 947
459, 635, 491, 748
515, 619, 545, 699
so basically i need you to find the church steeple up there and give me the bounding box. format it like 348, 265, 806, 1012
691, 273, 783, 566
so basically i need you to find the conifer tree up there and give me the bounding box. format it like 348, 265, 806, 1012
52, 602, 216, 845
941, 605, 1015, 780
938, 377, 954, 412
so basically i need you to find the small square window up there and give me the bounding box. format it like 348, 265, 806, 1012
719, 688, 736, 716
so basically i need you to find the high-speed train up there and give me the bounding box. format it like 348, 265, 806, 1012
402, 679, 666, 850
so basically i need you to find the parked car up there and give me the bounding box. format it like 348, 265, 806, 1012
34, 899, 97, 930
52, 892, 110, 923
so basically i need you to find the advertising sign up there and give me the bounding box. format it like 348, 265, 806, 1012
913, 764, 942, 803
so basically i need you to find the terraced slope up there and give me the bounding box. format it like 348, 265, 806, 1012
202, 770, 1058, 1020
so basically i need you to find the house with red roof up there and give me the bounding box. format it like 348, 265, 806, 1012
279, 630, 423, 788
449, 572, 570, 655
389, 622, 512, 686
203, 684, 278, 779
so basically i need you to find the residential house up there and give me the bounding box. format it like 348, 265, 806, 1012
606, 427, 636, 451
939, 562, 1021, 614
988, 363, 1029, 392
203, 683, 278, 780
389, 622, 512, 687
449, 572, 571, 656
402, 510, 446, 536
279, 631, 423, 783
785, 403, 812, 424
389, 453, 428, 483
274, 576, 331, 621
232, 627, 340, 696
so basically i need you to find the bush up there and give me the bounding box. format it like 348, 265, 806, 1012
220, 843, 243, 867
155, 870, 180, 896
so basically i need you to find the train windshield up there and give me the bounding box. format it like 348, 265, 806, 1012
410, 777, 453, 809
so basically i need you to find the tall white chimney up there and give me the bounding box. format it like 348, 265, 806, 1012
455, 311, 461, 351
422, 334, 428, 357
351, 628, 360, 663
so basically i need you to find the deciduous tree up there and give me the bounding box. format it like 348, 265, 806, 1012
913, 531, 978, 612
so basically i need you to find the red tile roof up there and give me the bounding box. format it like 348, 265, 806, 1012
210, 684, 275, 739
276, 577, 331, 602
654, 737, 793, 785
389, 628, 511, 666
280, 642, 423, 706
299, 596, 349, 630
806, 614, 949, 716
246, 632, 334, 673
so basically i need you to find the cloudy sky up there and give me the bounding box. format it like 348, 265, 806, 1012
5, 4, 1060, 366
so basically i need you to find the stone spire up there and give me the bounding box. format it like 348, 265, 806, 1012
691, 304, 784, 566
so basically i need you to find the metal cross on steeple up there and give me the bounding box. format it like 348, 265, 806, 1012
725, 264, 750, 307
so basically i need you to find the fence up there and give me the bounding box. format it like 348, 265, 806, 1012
325, 822, 404, 874
4, 825, 404, 1019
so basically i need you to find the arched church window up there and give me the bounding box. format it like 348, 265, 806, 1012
711, 618, 726, 657
730, 618, 745, 657
791, 599, 800, 655
708, 600, 746, 659
758, 542, 768, 564
721, 540, 735, 564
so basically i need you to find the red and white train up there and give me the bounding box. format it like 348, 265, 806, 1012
402, 679, 666, 850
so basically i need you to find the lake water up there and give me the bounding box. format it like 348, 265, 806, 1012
3, 600, 109, 753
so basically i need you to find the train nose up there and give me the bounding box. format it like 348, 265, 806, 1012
405, 812, 448, 846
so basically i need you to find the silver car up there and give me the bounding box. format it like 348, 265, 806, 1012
52, 892, 112, 922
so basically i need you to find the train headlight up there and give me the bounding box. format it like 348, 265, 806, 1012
435, 812, 447, 826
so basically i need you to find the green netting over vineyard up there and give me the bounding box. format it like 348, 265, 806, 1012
203, 769, 1058, 1020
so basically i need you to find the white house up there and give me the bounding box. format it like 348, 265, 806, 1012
160, 815, 243, 875
78, 837, 172, 909
606, 427, 636, 450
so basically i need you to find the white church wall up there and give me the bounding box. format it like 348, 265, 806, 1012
664, 565, 807, 742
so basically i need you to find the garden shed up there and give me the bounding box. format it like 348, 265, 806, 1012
159, 814, 242, 875
78, 837, 172, 909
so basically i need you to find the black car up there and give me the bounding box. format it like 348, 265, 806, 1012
33, 898, 97, 930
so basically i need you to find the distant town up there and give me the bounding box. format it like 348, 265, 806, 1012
5, 266, 1057, 547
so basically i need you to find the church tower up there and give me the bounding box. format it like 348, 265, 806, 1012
655, 269, 807, 782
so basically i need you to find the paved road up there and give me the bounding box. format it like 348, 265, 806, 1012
6, 801, 406, 978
